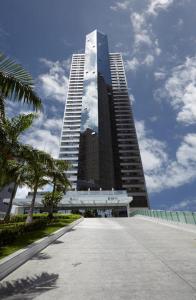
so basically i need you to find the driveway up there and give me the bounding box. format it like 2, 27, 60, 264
0, 217, 196, 300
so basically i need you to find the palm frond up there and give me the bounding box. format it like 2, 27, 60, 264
0, 53, 42, 111
3, 113, 37, 141
0, 93, 5, 120
20, 145, 54, 168
0, 53, 32, 82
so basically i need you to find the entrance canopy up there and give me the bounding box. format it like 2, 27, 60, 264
3, 190, 132, 216
61, 190, 132, 208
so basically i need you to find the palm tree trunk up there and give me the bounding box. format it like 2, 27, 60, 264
48, 203, 53, 220
48, 181, 56, 219
26, 184, 38, 223
0, 94, 5, 121
4, 181, 18, 222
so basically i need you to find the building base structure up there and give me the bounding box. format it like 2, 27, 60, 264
3, 190, 132, 218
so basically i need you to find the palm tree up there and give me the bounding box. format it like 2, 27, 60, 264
49, 159, 70, 193
0, 52, 42, 120
4, 159, 28, 222
46, 159, 70, 218
23, 148, 54, 223
0, 113, 37, 189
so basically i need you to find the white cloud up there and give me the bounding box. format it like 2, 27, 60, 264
154, 70, 166, 80
6, 105, 62, 160
169, 198, 196, 211
21, 113, 62, 158
176, 133, 196, 166
125, 54, 154, 71
143, 54, 154, 66
128, 11, 161, 70
149, 116, 158, 122
40, 57, 71, 72
44, 118, 62, 131
147, 0, 174, 16
131, 12, 152, 49
125, 57, 139, 71
136, 121, 168, 173
110, 0, 131, 11
129, 93, 135, 104
111, 0, 186, 72
136, 121, 196, 193
26, 128, 60, 158
82, 81, 98, 131
38, 58, 70, 103
111, 0, 169, 71
155, 56, 196, 124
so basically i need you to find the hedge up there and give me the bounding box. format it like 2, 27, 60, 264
0, 213, 80, 224
0, 219, 47, 247
0, 214, 80, 246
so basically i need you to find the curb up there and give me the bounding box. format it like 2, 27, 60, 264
0, 217, 83, 281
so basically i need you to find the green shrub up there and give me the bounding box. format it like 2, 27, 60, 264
9, 214, 48, 223
0, 219, 47, 247
24, 219, 47, 232
0, 227, 19, 246
53, 213, 80, 220
0, 214, 80, 247
3, 213, 80, 223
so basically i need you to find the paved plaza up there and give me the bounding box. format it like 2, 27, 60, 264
0, 217, 196, 300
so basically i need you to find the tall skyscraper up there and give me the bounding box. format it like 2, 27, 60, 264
59, 30, 149, 208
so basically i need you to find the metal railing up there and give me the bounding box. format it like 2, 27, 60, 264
66, 190, 128, 196
129, 209, 196, 225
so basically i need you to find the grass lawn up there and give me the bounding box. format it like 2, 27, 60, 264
0, 218, 79, 260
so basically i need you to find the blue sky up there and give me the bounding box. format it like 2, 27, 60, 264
1, 0, 196, 211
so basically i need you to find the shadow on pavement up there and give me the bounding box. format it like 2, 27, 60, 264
52, 240, 64, 245
31, 252, 51, 260
68, 228, 76, 232
0, 272, 59, 299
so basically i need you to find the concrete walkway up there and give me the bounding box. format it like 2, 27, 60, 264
0, 218, 196, 300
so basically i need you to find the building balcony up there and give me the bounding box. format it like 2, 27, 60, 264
120, 162, 141, 166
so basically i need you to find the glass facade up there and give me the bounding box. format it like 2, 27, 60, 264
78, 30, 114, 190
59, 30, 149, 208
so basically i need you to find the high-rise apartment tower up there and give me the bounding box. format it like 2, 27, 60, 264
59, 30, 149, 207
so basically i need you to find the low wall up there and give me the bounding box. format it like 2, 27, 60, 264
0, 217, 83, 280
129, 209, 196, 225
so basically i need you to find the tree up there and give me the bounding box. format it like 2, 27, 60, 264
48, 159, 70, 192
0, 52, 43, 210
0, 52, 42, 121
3, 159, 28, 222
46, 159, 70, 218
42, 191, 64, 218
23, 147, 54, 223
0, 113, 37, 189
